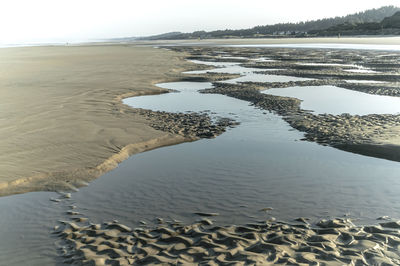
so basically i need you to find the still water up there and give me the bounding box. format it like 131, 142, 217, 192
184, 59, 309, 83
264, 85, 400, 115
227, 43, 400, 51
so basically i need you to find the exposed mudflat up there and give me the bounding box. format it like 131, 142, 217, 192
169, 46, 400, 162
51, 44, 400, 265
2, 42, 400, 266
133, 108, 238, 139
49, 44, 400, 265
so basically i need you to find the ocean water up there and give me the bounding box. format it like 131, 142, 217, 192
226, 43, 400, 51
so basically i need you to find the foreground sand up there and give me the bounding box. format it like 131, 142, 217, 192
0, 45, 198, 196
55, 218, 400, 265
52, 192, 400, 265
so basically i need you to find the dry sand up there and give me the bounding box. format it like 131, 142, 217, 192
0, 44, 198, 196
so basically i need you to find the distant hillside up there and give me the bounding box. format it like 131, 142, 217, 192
137, 32, 182, 41
382, 11, 400, 28
314, 11, 400, 36
136, 6, 400, 40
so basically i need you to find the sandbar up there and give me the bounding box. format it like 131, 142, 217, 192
0, 45, 195, 196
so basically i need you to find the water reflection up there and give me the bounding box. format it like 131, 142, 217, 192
263, 85, 400, 115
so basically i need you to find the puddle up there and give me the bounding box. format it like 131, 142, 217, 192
263, 85, 400, 115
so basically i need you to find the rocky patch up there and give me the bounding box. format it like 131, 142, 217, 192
136, 109, 238, 139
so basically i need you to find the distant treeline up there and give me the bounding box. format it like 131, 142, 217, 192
314, 10, 400, 36
135, 6, 400, 40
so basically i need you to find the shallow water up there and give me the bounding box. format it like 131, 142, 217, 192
219, 56, 248, 60
299, 62, 379, 73
344, 69, 378, 73
185, 59, 280, 75
299, 62, 361, 67
345, 80, 385, 84
253, 57, 276, 62
187, 60, 240, 67
263, 85, 400, 115
184, 60, 308, 83
0, 191, 63, 265
184, 64, 261, 75
118, 80, 400, 227
72, 116, 400, 225
66, 80, 400, 231
226, 43, 400, 51
223, 73, 311, 84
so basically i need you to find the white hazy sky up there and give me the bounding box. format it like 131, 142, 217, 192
0, 0, 399, 44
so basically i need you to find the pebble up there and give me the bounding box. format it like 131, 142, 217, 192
50, 198, 61, 203
194, 212, 220, 217
259, 207, 274, 212
63, 193, 71, 199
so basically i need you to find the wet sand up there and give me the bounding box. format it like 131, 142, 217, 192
49, 43, 400, 265
52, 192, 400, 265
172, 45, 400, 162
2, 39, 400, 265
0, 45, 201, 196
55, 218, 400, 265
1, 40, 399, 196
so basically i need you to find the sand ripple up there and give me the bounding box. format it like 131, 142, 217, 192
54, 216, 400, 265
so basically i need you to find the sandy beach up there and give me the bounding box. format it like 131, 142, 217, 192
1, 39, 400, 196
1, 39, 400, 265
0, 45, 199, 196
3, 0, 400, 263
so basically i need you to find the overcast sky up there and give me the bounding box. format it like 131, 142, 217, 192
0, 0, 399, 44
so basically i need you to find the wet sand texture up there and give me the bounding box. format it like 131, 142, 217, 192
0, 45, 197, 196
55, 217, 400, 265
2, 42, 399, 196
173, 46, 400, 162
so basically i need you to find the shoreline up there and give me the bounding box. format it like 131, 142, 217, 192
0, 134, 190, 196
0, 45, 238, 197
2, 36, 400, 50
2, 40, 400, 265
1, 38, 400, 196
134, 36, 400, 48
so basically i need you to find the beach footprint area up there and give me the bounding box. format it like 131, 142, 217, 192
2, 43, 400, 265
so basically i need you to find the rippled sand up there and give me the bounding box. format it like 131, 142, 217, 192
54, 191, 400, 265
